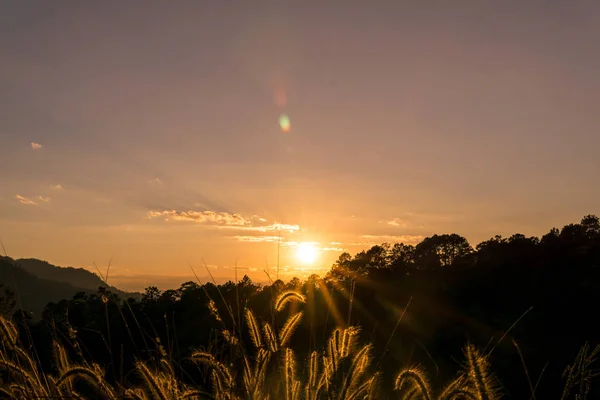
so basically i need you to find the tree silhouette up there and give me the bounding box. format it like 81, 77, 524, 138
414, 234, 473, 269
0, 283, 16, 316
3, 214, 600, 398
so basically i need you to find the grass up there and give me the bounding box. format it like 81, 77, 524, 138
0, 288, 597, 399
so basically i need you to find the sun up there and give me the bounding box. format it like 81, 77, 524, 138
296, 242, 318, 264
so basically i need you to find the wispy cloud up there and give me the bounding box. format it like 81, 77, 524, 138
148, 178, 163, 185
383, 212, 459, 230
229, 236, 282, 243
148, 209, 301, 233
387, 218, 408, 227
359, 235, 425, 245
15, 195, 37, 205
321, 241, 346, 252
30, 142, 43, 150
52, 184, 63, 190
322, 247, 345, 252
37, 196, 50, 203
148, 210, 251, 226
239, 223, 300, 233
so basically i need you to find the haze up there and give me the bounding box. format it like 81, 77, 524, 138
1, 1, 599, 291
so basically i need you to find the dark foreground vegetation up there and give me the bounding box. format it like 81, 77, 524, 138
1, 215, 600, 398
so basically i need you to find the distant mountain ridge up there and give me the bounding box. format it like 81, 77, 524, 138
0, 256, 141, 319
13, 258, 230, 293
15, 258, 129, 295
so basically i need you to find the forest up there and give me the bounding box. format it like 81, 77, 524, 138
1, 215, 599, 399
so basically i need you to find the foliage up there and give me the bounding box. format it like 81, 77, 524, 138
0, 284, 16, 317
1, 215, 600, 398
0, 297, 512, 399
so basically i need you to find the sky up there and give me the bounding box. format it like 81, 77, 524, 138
1, 1, 599, 291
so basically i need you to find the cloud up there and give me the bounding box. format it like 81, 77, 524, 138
387, 218, 408, 227
148, 209, 301, 233
148, 210, 251, 226
280, 241, 319, 248
320, 242, 346, 252
15, 194, 52, 205
15, 195, 37, 205
359, 235, 425, 245
30, 142, 43, 150
322, 247, 345, 252
148, 178, 163, 184
383, 212, 459, 230
229, 236, 282, 243
263, 223, 300, 232
226, 223, 301, 233
52, 184, 63, 190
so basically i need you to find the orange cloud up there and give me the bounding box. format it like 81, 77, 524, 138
229, 236, 281, 243
387, 218, 409, 227
15, 195, 37, 205
30, 142, 43, 150
37, 196, 51, 203
322, 247, 345, 252
148, 210, 251, 226
148, 209, 301, 233
358, 235, 425, 245
239, 223, 300, 233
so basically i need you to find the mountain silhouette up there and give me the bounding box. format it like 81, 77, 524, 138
15, 258, 127, 293
0, 256, 140, 319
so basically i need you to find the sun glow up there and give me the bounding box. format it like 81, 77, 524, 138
296, 242, 318, 264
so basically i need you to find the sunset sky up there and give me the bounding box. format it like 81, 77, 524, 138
1, 2, 599, 291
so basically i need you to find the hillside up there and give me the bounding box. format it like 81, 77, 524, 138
0, 257, 140, 318
14, 257, 137, 300
0, 257, 93, 318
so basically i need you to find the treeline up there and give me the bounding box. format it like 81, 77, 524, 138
4, 215, 600, 398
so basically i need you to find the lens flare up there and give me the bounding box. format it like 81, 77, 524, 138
279, 114, 291, 133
